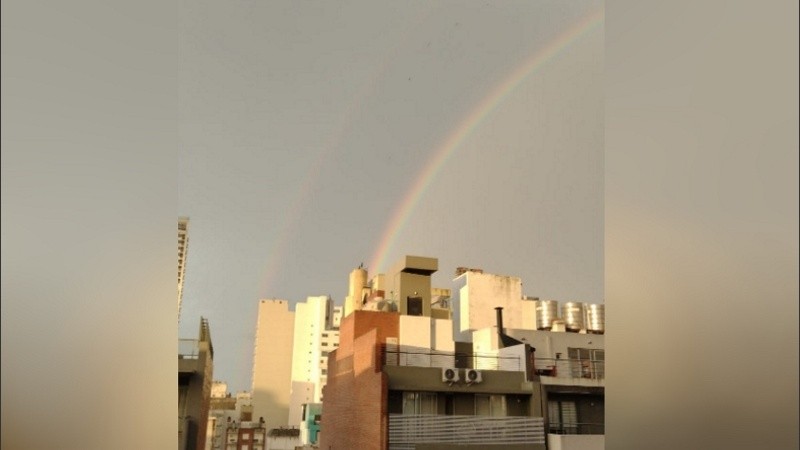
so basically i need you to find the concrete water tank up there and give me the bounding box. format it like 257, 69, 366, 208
349, 268, 368, 311
585, 303, 605, 334
534, 300, 559, 330
562, 302, 586, 332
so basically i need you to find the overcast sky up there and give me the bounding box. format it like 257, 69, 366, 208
178, 0, 604, 392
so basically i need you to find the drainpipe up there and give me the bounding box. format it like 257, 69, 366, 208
495, 307, 504, 349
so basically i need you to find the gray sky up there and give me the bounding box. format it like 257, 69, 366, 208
178, 0, 604, 392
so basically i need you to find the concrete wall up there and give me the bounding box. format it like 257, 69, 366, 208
432, 319, 454, 352
450, 275, 469, 342
505, 329, 604, 359
387, 256, 437, 317
179, 325, 214, 450
252, 300, 295, 432
547, 434, 604, 450
385, 366, 534, 395
290, 295, 338, 419
452, 271, 523, 341
266, 435, 301, 450
287, 381, 314, 428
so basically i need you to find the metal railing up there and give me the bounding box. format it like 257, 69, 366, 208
548, 422, 605, 435
179, 339, 200, 359
383, 347, 523, 372
534, 358, 604, 380
389, 414, 545, 450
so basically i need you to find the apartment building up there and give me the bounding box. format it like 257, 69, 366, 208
179, 317, 215, 450
288, 295, 341, 430
251, 299, 295, 433
320, 256, 604, 450
320, 256, 548, 450
178, 217, 189, 321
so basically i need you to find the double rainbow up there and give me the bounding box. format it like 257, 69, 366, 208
368, 8, 604, 273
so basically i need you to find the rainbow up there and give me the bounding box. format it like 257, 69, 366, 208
368, 8, 604, 273
257, 7, 438, 296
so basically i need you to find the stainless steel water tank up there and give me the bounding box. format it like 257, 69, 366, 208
534, 300, 559, 330
562, 302, 586, 332
585, 303, 605, 334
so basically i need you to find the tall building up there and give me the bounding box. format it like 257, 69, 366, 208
179, 317, 215, 450
319, 255, 605, 450
287, 296, 340, 429
251, 299, 295, 433
178, 217, 190, 321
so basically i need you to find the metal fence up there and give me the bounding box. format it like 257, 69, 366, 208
388, 414, 545, 450
179, 339, 199, 359
548, 422, 605, 435
383, 347, 523, 372
534, 357, 604, 380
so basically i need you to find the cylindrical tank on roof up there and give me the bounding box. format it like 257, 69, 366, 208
534, 300, 559, 330
562, 302, 586, 332
349, 268, 368, 311
585, 303, 605, 334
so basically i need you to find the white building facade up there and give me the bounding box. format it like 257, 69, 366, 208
288, 296, 340, 428
251, 299, 295, 433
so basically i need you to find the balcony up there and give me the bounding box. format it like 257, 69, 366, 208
547, 432, 604, 450
534, 358, 604, 385
179, 339, 200, 359
548, 422, 605, 435
388, 414, 545, 450
384, 347, 524, 372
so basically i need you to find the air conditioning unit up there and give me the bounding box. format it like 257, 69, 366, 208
465, 369, 483, 384
441, 367, 459, 384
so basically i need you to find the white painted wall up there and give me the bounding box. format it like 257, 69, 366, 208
547, 434, 604, 450
287, 381, 314, 428
506, 329, 604, 359
252, 300, 295, 432
290, 296, 340, 403
399, 315, 432, 367
456, 271, 524, 336
266, 435, 301, 450
395, 316, 458, 368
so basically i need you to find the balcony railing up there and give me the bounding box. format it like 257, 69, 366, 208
548, 422, 605, 435
179, 339, 200, 359
383, 347, 523, 372
534, 358, 604, 380
388, 414, 545, 450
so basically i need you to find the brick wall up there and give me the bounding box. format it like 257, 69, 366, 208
319, 311, 399, 450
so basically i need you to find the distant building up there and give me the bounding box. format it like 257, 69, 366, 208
179, 317, 214, 450
205, 388, 253, 450
288, 296, 340, 432
178, 217, 189, 322
251, 299, 294, 432
265, 427, 300, 450
224, 419, 267, 450
299, 402, 322, 446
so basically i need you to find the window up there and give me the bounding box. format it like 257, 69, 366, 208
568, 348, 604, 379
402, 392, 437, 415
407, 296, 423, 316
548, 400, 578, 434
475, 394, 506, 417
241, 432, 250, 440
